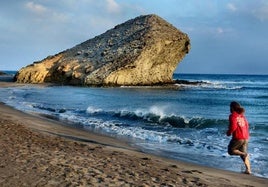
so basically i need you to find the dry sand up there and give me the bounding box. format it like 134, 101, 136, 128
0, 82, 267, 187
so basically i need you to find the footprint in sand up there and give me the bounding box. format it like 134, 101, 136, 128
182, 170, 203, 174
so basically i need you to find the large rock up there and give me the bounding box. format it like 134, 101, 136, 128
0, 71, 7, 75
15, 14, 190, 86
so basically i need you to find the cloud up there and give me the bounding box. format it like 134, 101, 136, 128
253, 4, 268, 21
216, 27, 224, 34
225, 1, 268, 22
227, 3, 237, 12
24, 1, 68, 23
106, 0, 121, 14
25, 1, 47, 14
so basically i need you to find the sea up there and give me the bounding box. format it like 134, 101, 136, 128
0, 71, 267, 178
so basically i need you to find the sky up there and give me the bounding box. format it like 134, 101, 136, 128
0, 0, 268, 74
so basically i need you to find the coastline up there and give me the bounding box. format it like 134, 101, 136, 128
0, 82, 267, 186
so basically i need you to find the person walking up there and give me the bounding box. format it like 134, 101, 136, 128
226, 101, 251, 174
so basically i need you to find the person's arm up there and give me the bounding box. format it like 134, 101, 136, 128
226, 115, 237, 136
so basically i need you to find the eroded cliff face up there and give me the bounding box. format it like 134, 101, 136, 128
15, 14, 190, 86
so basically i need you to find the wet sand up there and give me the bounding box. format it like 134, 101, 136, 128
0, 82, 267, 186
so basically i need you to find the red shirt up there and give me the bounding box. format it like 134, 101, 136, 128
227, 112, 249, 140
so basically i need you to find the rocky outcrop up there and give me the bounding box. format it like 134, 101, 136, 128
0, 71, 7, 75
15, 14, 190, 86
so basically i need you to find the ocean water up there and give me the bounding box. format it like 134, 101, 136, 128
0, 73, 267, 178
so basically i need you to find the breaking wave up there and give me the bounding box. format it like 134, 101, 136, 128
175, 80, 243, 90
85, 106, 227, 129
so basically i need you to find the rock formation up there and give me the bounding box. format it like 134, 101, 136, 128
15, 14, 190, 86
0, 71, 7, 76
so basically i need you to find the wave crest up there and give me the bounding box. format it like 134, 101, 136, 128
86, 105, 227, 129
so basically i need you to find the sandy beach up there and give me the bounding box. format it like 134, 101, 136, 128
0, 82, 267, 186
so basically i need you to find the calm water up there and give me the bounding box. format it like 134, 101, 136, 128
0, 73, 267, 178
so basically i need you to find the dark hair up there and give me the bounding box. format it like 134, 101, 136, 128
230, 101, 245, 114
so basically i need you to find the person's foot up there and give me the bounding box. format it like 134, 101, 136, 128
244, 170, 251, 174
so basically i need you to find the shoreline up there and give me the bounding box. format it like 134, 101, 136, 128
0, 82, 267, 186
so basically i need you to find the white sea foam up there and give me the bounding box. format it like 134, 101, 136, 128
176, 81, 243, 90
86, 106, 102, 114
92, 121, 179, 143
149, 105, 167, 119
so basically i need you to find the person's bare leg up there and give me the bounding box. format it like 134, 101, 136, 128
231, 149, 245, 156
244, 154, 251, 174
232, 149, 251, 174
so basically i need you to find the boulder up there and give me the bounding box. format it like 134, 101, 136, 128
15, 14, 190, 86
0, 71, 7, 75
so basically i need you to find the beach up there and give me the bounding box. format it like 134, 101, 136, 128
0, 82, 267, 186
